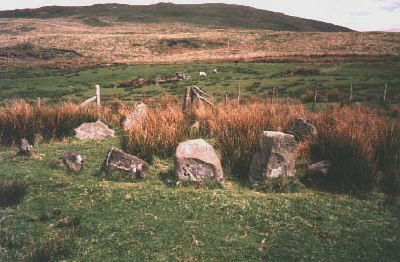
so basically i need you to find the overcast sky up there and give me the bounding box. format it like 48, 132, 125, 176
0, 0, 399, 31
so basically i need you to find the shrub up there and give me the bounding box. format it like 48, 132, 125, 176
0, 180, 28, 207
311, 105, 385, 192
25, 235, 70, 262
0, 100, 111, 145
377, 123, 400, 196
326, 89, 345, 102
207, 101, 305, 178
121, 105, 196, 162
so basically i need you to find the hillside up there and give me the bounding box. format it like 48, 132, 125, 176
0, 3, 352, 32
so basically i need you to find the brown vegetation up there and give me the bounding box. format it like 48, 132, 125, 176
0, 18, 399, 68
0, 99, 399, 194
0, 100, 112, 145
0, 180, 28, 207
120, 100, 399, 193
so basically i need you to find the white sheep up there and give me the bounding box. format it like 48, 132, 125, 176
199, 72, 207, 77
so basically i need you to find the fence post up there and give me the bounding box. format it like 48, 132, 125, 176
237, 83, 241, 105
224, 93, 228, 103
95, 85, 101, 107
312, 83, 318, 111
271, 89, 274, 104
349, 83, 353, 104
36, 97, 41, 109
383, 83, 387, 103
183, 86, 192, 112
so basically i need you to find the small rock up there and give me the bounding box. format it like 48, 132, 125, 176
249, 131, 297, 181
62, 150, 84, 173
33, 133, 43, 146
308, 160, 330, 176
74, 120, 115, 140
101, 147, 149, 179
191, 121, 200, 131
174, 139, 223, 182
17, 138, 32, 156
292, 118, 317, 141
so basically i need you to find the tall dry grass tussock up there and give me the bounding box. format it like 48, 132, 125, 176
121, 105, 198, 161
311, 104, 387, 191
0, 100, 112, 145
122, 100, 307, 178
205, 101, 306, 177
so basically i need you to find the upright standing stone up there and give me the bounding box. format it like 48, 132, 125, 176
123, 103, 148, 131
249, 131, 297, 181
62, 150, 84, 173
291, 118, 317, 141
174, 139, 223, 182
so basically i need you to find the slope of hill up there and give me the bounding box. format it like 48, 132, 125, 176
0, 3, 352, 32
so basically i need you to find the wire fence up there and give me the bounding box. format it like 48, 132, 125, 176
0, 82, 398, 110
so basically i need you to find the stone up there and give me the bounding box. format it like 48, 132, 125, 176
101, 148, 149, 179
292, 118, 317, 141
174, 139, 223, 182
74, 120, 115, 140
191, 121, 200, 131
123, 103, 148, 131
249, 131, 297, 181
62, 150, 84, 173
17, 138, 32, 156
33, 133, 43, 146
308, 160, 330, 176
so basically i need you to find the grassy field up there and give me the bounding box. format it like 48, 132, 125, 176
1, 62, 399, 104
1, 137, 399, 261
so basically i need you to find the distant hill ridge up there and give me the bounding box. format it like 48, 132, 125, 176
0, 3, 353, 32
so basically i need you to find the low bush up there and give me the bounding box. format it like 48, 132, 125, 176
25, 235, 70, 262
207, 101, 305, 178
0, 100, 112, 145
311, 105, 385, 192
121, 105, 197, 162
377, 123, 400, 196
0, 180, 28, 207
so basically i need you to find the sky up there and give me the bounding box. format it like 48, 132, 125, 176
0, 0, 399, 31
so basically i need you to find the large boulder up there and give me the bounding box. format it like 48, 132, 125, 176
291, 118, 317, 141
62, 150, 84, 173
174, 139, 223, 182
101, 148, 149, 179
249, 131, 297, 181
123, 103, 148, 131
17, 138, 32, 156
74, 120, 115, 140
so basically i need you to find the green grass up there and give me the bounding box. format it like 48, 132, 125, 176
1, 62, 399, 105
1, 138, 399, 261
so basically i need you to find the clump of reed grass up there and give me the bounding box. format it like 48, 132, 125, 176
311, 104, 386, 192
0, 100, 112, 145
0, 180, 28, 207
25, 235, 70, 262
377, 123, 400, 196
121, 105, 197, 162
206, 101, 306, 178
